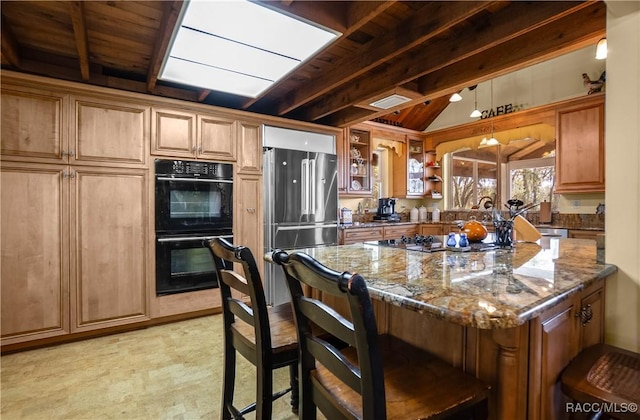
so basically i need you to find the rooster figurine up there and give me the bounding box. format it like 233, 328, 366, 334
582, 71, 606, 94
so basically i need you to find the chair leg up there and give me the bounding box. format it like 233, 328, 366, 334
221, 346, 236, 420
256, 364, 273, 420
289, 363, 299, 414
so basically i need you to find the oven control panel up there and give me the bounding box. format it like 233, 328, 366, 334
155, 159, 232, 180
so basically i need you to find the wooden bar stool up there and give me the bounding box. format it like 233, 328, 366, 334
562, 344, 640, 419
205, 238, 298, 420
271, 249, 491, 420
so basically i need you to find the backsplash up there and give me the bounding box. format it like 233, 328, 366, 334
346, 209, 605, 230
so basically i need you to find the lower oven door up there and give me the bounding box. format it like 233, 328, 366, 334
156, 232, 233, 296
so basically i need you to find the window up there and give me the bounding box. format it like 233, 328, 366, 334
450, 147, 498, 209
447, 137, 556, 211
507, 156, 556, 210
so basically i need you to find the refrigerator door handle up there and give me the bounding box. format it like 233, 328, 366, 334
310, 159, 316, 215
301, 158, 309, 216
275, 223, 338, 232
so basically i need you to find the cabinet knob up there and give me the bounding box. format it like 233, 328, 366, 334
191, 145, 197, 153
246, 208, 255, 213
576, 304, 593, 326
69, 150, 75, 158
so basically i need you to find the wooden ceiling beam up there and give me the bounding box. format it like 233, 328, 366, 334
305, 1, 599, 126
147, 0, 183, 92
417, 4, 606, 98
68, 1, 90, 81
276, 1, 493, 117
1, 15, 20, 67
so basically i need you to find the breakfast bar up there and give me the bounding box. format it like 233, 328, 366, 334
267, 238, 617, 419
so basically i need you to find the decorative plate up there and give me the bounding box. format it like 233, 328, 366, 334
351, 180, 362, 191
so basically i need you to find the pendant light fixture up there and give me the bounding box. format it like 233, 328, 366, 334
595, 38, 607, 60
481, 80, 499, 145
470, 85, 481, 118
449, 92, 463, 102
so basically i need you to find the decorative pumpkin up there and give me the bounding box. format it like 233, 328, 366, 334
462, 217, 488, 242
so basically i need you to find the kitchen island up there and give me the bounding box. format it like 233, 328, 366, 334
266, 238, 617, 419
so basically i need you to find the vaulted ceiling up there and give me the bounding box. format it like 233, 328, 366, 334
0, 1, 606, 131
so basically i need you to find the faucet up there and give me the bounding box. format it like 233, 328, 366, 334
472, 196, 494, 210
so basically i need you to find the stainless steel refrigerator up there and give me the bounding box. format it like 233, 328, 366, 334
263, 126, 338, 305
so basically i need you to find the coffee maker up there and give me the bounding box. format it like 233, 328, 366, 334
374, 197, 400, 222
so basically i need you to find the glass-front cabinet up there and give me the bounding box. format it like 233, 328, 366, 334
347, 128, 371, 194
407, 138, 425, 196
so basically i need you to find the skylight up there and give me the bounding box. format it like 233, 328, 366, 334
160, 0, 340, 98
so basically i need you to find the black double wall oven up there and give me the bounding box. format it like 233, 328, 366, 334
155, 159, 233, 296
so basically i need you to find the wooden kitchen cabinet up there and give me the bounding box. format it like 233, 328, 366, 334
72, 95, 148, 167
197, 114, 236, 161
1, 84, 68, 164
527, 279, 604, 419
151, 107, 197, 158
383, 224, 418, 240
150, 108, 237, 162
345, 127, 372, 195
392, 136, 423, 198
555, 94, 605, 193
421, 224, 442, 236
1, 162, 70, 344
1, 163, 150, 345
236, 120, 262, 173
234, 173, 264, 277
70, 166, 149, 332
568, 229, 600, 240
339, 227, 383, 245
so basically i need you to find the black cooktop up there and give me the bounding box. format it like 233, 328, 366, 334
365, 234, 498, 253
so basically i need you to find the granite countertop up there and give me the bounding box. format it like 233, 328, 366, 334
265, 238, 616, 330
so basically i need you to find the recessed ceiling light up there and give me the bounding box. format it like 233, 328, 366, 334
160, 0, 340, 98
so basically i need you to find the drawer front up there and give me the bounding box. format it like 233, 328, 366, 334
343, 227, 383, 244
383, 225, 418, 240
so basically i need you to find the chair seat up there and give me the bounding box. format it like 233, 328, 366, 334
232, 303, 298, 365
312, 334, 490, 419
562, 344, 640, 419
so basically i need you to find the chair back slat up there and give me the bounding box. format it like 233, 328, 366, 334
227, 297, 254, 327
220, 269, 250, 296
298, 297, 356, 347
306, 337, 362, 392
272, 249, 387, 419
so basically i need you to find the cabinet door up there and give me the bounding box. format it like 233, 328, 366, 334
198, 114, 236, 161
151, 107, 196, 157
578, 281, 605, 350
347, 128, 372, 195
234, 174, 264, 277
555, 98, 605, 193
1, 162, 70, 344
336, 128, 348, 193
421, 224, 442, 236
237, 121, 262, 173
528, 298, 580, 419
1, 86, 67, 163
72, 96, 149, 167
70, 167, 149, 331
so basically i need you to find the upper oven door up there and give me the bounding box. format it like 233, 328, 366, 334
156, 176, 233, 233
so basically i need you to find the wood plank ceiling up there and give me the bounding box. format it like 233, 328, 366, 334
0, 1, 606, 131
